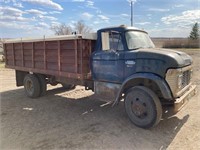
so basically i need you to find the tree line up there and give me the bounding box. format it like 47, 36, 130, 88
51, 21, 199, 40
51, 20, 92, 35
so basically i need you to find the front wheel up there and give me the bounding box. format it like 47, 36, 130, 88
125, 86, 162, 129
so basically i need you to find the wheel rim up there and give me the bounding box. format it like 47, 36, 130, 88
125, 86, 162, 128
131, 98, 147, 119
26, 80, 33, 93
126, 89, 155, 126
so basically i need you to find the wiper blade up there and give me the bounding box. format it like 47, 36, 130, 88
133, 47, 143, 50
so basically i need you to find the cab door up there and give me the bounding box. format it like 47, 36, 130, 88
91, 31, 125, 83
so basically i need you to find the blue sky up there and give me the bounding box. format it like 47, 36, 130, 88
0, 0, 199, 38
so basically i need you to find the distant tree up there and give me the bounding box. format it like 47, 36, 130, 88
51, 23, 72, 35
189, 22, 199, 40
51, 20, 92, 35
74, 20, 92, 34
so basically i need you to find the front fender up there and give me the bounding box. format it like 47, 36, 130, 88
112, 73, 173, 106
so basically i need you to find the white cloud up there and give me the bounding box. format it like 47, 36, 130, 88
81, 12, 93, 20
0, 15, 32, 22
86, 0, 94, 6
0, 21, 54, 38
0, 10, 32, 28
96, 9, 101, 14
0, 0, 23, 7
36, 22, 50, 28
0, 21, 32, 30
148, 8, 170, 12
161, 10, 200, 25
0, 6, 24, 17
136, 22, 151, 25
26, 9, 47, 15
121, 14, 129, 17
72, 0, 85, 2
22, 0, 63, 10
174, 4, 184, 8
38, 15, 58, 21
85, 0, 99, 11
49, 11, 61, 14
51, 21, 61, 26
98, 15, 109, 21
93, 21, 100, 24
13, 2, 24, 8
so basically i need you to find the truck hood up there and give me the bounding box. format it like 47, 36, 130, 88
137, 48, 192, 68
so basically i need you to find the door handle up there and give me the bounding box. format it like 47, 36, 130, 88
125, 60, 135, 65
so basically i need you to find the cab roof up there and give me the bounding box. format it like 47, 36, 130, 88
98, 25, 147, 34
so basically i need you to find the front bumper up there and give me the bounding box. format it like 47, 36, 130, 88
174, 84, 197, 112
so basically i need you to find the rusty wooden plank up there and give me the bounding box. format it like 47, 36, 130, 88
12, 43, 15, 66
89, 40, 92, 56
4, 44, 7, 65
35, 62, 45, 69
58, 40, 61, 71
74, 40, 78, 73
60, 40, 75, 50
32, 42, 34, 68
80, 39, 83, 74
44, 40, 46, 69
21, 42, 24, 67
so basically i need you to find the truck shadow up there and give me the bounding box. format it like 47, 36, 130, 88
1, 87, 189, 150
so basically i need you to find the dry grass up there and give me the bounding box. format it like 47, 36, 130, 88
0, 62, 5, 68
152, 38, 200, 48
174, 48, 200, 51
163, 39, 200, 48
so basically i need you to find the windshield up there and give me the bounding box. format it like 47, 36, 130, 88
125, 31, 155, 50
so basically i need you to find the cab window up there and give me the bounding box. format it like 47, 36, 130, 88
101, 31, 124, 51
109, 31, 124, 51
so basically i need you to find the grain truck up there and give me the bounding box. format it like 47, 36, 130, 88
3, 25, 197, 128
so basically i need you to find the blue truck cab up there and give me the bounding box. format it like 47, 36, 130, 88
90, 25, 197, 128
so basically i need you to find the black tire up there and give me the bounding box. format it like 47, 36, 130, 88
23, 74, 41, 98
36, 74, 47, 96
61, 83, 76, 90
124, 86, 162, 129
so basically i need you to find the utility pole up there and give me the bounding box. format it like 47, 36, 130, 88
131, 0, 133, 26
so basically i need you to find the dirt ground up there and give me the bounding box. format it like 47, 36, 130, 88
0, 49, 200, 150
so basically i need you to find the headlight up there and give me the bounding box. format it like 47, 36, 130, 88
165, 65, 192, 97
177, 74, 183, 89
165, 68, 180, 96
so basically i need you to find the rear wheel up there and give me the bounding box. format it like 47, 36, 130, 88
23, 74, 41, 98
125, 86, 162, 128
36, 74, 47, 96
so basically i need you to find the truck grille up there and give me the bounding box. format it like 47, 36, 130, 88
180, 70, 191, 89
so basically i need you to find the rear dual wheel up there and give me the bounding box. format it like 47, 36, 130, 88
36, 74, 47, 96
125, 86, 162, 128
23, 74, 47, 98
